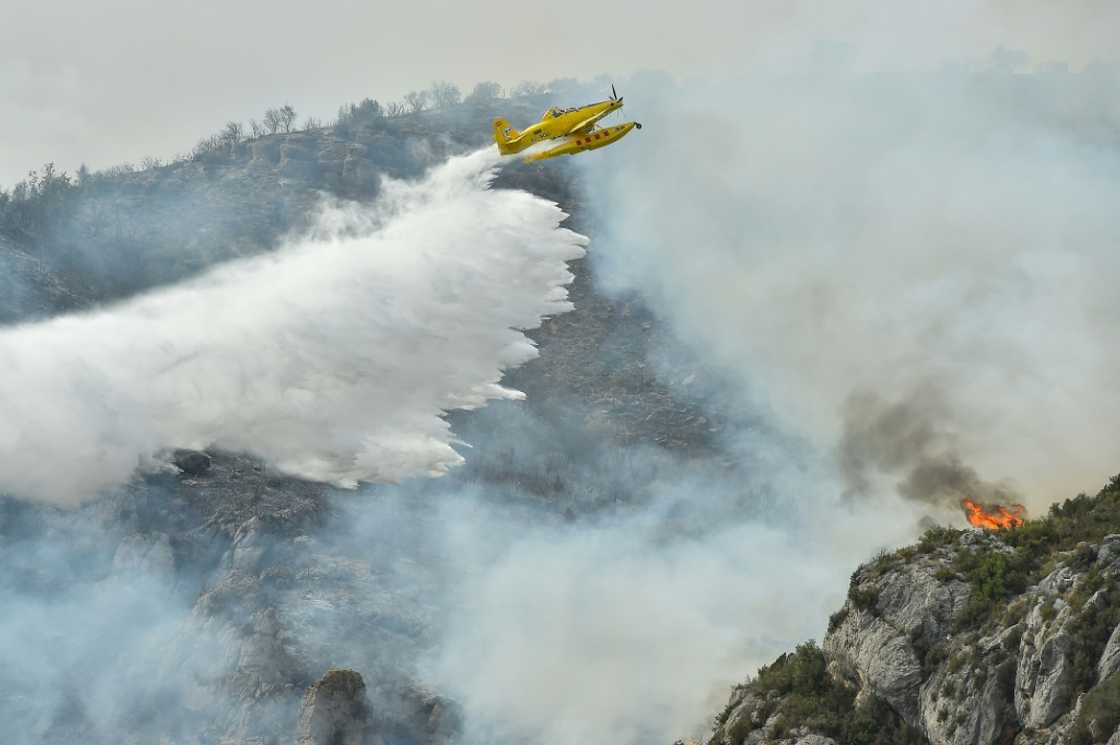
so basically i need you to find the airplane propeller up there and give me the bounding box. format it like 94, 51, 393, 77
608, 82, 642, 129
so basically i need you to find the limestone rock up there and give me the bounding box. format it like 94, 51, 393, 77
297, 668, 372, 745
1015, 594, 1076, 728
1098, 623, 1120, 682
824, 551, 970, 724
794, 736, 837, 745
173, 448, 212, 476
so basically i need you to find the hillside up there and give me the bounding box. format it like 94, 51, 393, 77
0, 92, 731, 744
705, 479, 1120, 745
0, 96, 561, 309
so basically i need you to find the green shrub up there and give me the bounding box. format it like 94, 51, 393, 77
918, 526, 961, 554
849, 586, 881, 613
935, 566, 957, 581
1069, 673, 1120, 745
1069, 567, 1107, 611
1002, 599, 1029, 628
951, 546, 1035, 631
1066, 584, 1120, 694
745, 642, 925, 745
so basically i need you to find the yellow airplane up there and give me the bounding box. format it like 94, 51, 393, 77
493, 85, 642, 162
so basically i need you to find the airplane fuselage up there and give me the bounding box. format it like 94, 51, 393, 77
493, 91, 641, 162
523, 121, 642, 162
495, 99, 623, 155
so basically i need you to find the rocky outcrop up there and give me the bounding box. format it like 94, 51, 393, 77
702, 491, 1120, 745
390, 684, 462, 745
297, 669, 372, 745
824, 543, 972, 722
173, 448, 212, 476
1097, 623, 1120, 682
1015, 595, 1076, 728
917, 622, 1018, 745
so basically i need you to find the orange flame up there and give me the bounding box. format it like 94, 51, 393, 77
961, 498, 1026, 530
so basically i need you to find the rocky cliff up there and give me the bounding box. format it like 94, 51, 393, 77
705, 480, 1120, 745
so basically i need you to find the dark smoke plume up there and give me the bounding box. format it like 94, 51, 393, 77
839, 388, 1019, 510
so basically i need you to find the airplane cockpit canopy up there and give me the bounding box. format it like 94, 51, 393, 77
544, 107, 578, 119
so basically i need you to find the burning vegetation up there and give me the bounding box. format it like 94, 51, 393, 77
961, 498, 1026, 530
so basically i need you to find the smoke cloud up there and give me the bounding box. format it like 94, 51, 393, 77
839, 387, 1020, 509
394, 439, 929, 745
582, 57, 1120, 510
0, 148, 586, 505
0, 502, 227, 744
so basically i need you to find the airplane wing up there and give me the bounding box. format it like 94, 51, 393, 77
561, 110, 610, 137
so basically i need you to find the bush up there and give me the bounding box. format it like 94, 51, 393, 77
1069, 673, 1120, 745
918, 525, 961, 554
849, 586, 881, 613
744, 642, 925, 745
951, 546, 1034, 630
1066, 583, 1120, 694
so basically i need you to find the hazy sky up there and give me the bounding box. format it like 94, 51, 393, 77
3, 0, 1118, 186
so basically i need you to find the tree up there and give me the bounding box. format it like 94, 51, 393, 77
403, 90, 429, 114
337, 98, 384, 131
278, 104, 297, 133
545, 78, 582, 98
511, 80, 546, 97
248, 119, 265, 138
302, 116, 322, 131
3, 163, 76, 237
428, 81, 461, 109
219, 121, 244, 149
29, 163, 72, 201
352, 98, 383, 121
384, 101, 406, 117
192, 134, 224, 160
263, 105, 297, 134
263, 108, 283, 134
466, 81, 503, 104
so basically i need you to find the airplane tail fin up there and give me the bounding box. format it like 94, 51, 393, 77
493, 118, 521, 154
